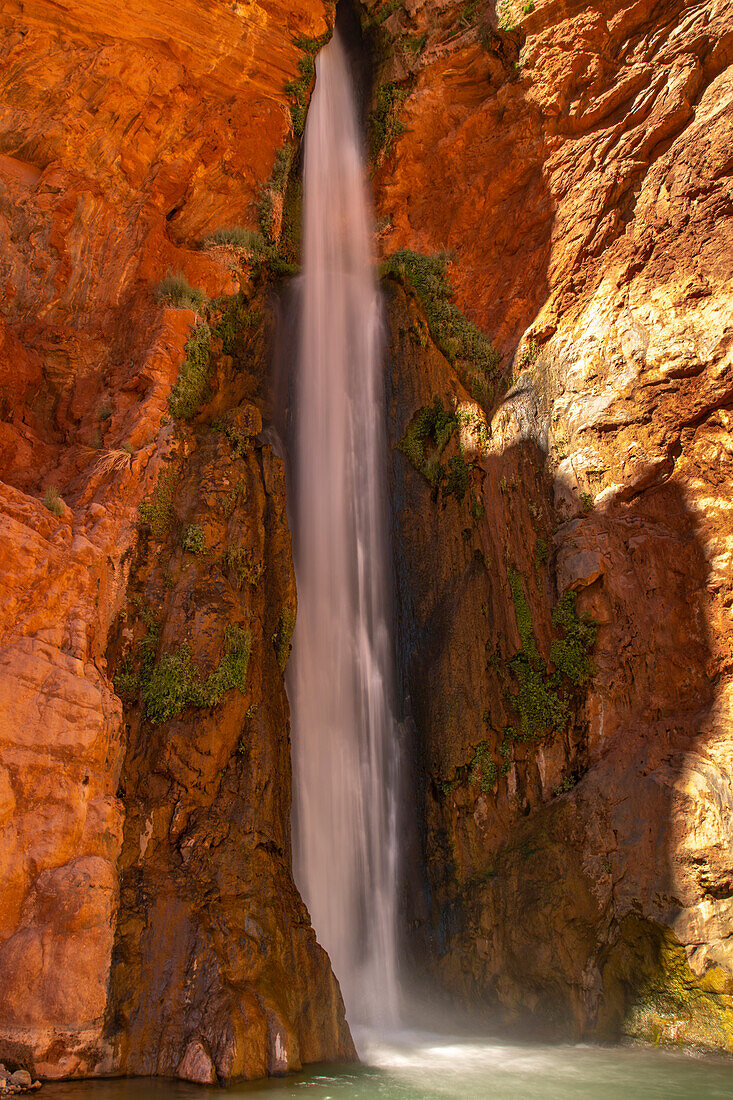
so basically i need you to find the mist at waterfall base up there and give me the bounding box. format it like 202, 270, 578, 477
287, 20, 399, 1032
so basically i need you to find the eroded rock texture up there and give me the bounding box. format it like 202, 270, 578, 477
1, 0, 732, 1077
0, 0, 352, 1080
374, 0, 733, 1050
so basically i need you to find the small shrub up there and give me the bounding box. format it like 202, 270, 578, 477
113, 607, 160, 704
168, 323, 212, 419
552, 774, 577, 797
200, 624, 252, 706
203, 226, 267, 253
398, 397, 459, 490
266, 254, 300, 279
503, 568, 598, 742
156, 271, 207, 313
550, 591, 597, 687
445, 453, 470, 501
143, 624, 251, 723
182, 524, 206, 555
121, 442, 134, 454
580, 491, 594, 514
518, 337, 539, 369
139, 467, 178, 539
506, 567, 568, 738
113, 669, 142, 701
143, 644, 199, 724
98, 405, 112, 420
522, 0, 535, 12
212, 296, 262, 357
43, 486, 64, 516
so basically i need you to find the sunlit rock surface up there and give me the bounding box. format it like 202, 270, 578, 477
375, 0, 733, 1050
0, 0, 353, 1080
1, 0, 732, 1076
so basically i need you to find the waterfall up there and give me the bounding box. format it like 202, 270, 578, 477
288, 24, 400, 1029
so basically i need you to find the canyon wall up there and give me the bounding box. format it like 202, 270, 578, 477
371, 0, 733, 1049
0, 0, 353, 1081
0, 0, 732, 1079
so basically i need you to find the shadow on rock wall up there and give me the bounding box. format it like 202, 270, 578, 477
385, 277, 732, 1049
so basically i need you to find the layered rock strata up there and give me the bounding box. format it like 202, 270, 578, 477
0, 0, 352, 1080
1, 0, 732, 1074
374, 0, 733, 1049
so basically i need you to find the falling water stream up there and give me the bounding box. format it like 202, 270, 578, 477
288, 25, 400, 1029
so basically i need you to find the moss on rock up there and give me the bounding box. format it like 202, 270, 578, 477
598, 916, 733, 1053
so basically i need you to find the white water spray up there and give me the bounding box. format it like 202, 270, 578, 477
288, 26, 400, 1028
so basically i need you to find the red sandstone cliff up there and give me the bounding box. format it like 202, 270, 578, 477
0, 0, 353, 1080
371, 0, 733, 1048
0, 0, 732, 1079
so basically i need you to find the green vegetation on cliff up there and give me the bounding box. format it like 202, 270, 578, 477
273, 606, 297, 672
381, 250, 501, 404
139, 466, 178, 538
398, 397, 457, 486
182, 524, 206, 555
285, 32, 332, 137
222, 545, 264, 588
212, 295, 263, 357
168, 323, 212, 419
370, 82, 408, 164
115, 619, 251, 723
599, 916, 733, 1050
505, 568, 597, 741
439, 573, 597, 800
156, 271, 207, 314
397, 397, 475, 503
203, 226, 267, 254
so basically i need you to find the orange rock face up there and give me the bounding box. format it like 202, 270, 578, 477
0, 0, 350, 1080
374, 0, 733, 1048
2, 0, 733, 1075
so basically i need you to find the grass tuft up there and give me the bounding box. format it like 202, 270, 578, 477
203, 226, 267, 254
43, 486, 64, 516
156, 271, 207, 313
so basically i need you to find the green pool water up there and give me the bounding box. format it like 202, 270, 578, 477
42, 1031, 733, 1100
